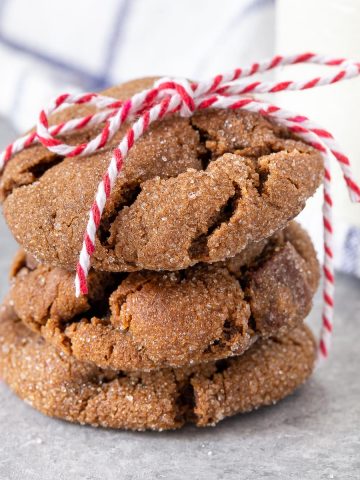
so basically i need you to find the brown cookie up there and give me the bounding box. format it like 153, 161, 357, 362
0, 301, 316, 431
9, 222, 319, 371
1, 78, 323, 272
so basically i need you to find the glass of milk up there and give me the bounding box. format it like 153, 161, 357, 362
276, 0, 360, 257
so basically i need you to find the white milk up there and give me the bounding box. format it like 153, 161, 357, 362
276, 0, 360, 235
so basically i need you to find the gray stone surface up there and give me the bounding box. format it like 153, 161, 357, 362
0, 119, 359, 479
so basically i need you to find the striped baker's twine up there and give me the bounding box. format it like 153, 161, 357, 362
1, 53, 360, 363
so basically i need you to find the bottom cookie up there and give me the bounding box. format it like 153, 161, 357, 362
0, 302, 316, 431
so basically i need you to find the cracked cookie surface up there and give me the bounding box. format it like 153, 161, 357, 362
1, 78, 323, 271
0, 301, 316, 431
9, 222, 319, 371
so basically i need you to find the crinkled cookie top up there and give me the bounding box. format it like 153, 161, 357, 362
9, 222, 319, 371
0, 298, 316, 431
1, 78, 323, 271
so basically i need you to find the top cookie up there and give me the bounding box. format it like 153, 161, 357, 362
1, 78, 323, 271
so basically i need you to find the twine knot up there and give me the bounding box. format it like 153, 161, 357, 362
154, 78, 196, 117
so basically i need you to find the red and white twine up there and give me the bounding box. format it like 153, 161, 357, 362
1, 53, 360, 363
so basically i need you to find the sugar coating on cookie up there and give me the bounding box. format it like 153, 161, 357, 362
9, 222, 319, 371
0, 301, 316, 431
1, 78, 323, 272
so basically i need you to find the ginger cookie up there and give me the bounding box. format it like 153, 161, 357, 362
9, 222, 319, 371
1, 78, 323, 272
0, 301, 316, 431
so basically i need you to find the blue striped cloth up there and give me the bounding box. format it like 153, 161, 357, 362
0, 0, 275, 130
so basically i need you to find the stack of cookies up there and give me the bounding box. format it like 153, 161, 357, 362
0, 78, 323, 431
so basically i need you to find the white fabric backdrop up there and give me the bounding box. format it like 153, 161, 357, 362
0, 0, 275, 130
